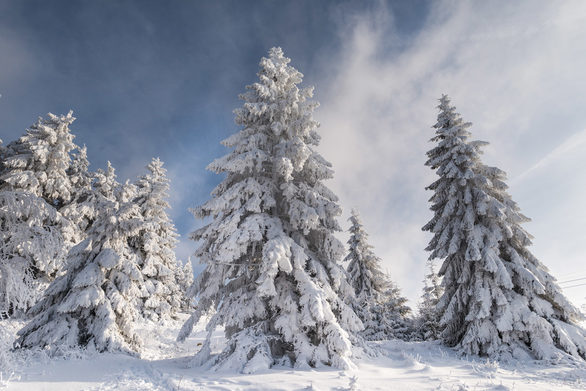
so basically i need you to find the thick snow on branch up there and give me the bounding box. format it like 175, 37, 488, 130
15, 165, 146, 355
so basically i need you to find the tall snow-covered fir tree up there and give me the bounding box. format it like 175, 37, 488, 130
0, 113, 78, 317
130, 158, 183, 322
15, 164, 146, 354
177, 259, 194, 311
178, 47, 361, 372
415, 260, 443, 341
383, 280, 412, 340
423, 95, 586, 360
345, 209, 411, 340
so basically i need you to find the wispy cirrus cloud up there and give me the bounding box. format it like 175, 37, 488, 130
315, 0, 586, 307
513, 129, 586, 183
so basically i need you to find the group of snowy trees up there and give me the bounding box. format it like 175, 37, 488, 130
3, 47, 584, 371
173, 48, 418, 372
345, 210, 411, 342
175, 47, 584, 371
0, 111, 193, 353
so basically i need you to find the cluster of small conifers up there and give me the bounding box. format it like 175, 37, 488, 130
0, 111, 193, 353
4, 47, 586, 373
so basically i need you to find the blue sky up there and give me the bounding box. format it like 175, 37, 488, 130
1, 0, 585, 309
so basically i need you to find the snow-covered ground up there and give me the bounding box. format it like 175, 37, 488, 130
1, 315, 585, 391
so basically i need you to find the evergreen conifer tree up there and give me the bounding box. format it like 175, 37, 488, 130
178, 47, 361, 372
0, 113, 78, 316
415, 260, 443, 340
423, 95, 586, 360
383, 282, 412, 339
177, 259, 194, 311
130, 158, 183, 321
345, 209, 411, 340
15, 164, 145, 354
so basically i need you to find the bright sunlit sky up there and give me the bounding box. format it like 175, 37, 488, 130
1, 0, 585, 310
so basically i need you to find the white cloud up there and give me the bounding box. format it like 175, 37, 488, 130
315, 0, 586, 308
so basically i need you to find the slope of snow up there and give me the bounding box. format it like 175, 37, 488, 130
1, 314, 585, 391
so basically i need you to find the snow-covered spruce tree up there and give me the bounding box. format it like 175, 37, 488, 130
415, 260, 443, 340
177, 259, 194, 311
178, 47, 361, 372
15, 164, 146, 354
130, 158, 183, 322
382, 281, 412, 340
423, 95, 586, 360
0, 113, 79, 317
345, 209, 411, 340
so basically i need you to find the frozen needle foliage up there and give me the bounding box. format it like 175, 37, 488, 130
131, 158, 184, 322
0, 113, 79, 317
